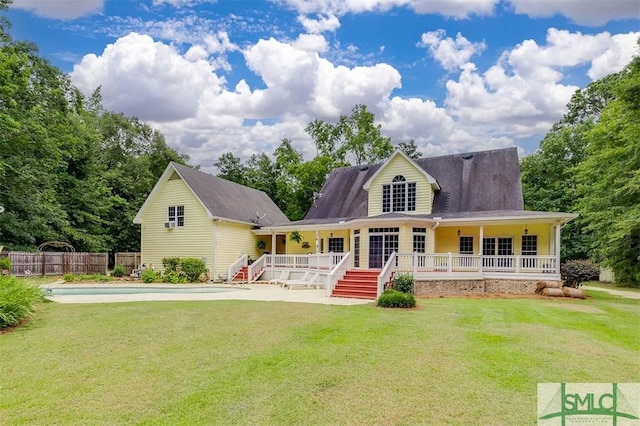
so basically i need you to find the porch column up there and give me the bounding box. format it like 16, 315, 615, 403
315, 230, 320, 254
555, 224, 561, 274
271, 232, 276, 277
479, 225, 484, 272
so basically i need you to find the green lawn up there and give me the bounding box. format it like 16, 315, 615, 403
1, 291, 638, 425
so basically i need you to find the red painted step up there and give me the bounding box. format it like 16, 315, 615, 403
231, 266, 249, 282
332, 269, 381, 300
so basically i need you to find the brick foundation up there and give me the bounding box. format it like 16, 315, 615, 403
414, 279, 561, 296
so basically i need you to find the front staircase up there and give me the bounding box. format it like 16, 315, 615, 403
332, 270, 379, 299
231, 266, 249, 283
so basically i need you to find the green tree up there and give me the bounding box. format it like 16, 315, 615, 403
305, 104, 393, 166
520, 64, 622, 261
214, 153, 248, 186
576, 52, 640, 286
397, 140, 422, 159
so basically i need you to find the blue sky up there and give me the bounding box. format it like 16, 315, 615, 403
7, 0, 640, 172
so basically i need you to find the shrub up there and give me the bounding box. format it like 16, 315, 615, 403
111, 265, 126, 277
141, 268, 160, 284
392, 273, 414, 293
0, 275, 43, 329
63, 273, 75, 282
162, 257, 180, 273
376, 289, 416, 308
0, 257, 11, 274
179, 258, 206, 282
162, 270, 188, 284
561, 259, 600, 288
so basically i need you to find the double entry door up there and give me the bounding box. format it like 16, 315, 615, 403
482, 237, 513, 269
368, 228, 399, 269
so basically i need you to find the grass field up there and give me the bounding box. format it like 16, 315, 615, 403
1, 291, 638, 425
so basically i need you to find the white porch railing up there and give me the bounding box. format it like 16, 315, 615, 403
326, 252, 351, 297
395, 253, 557, 275
377, 252, 397, 297
247, 254, 267, 283
227, 254, 248, 282
266, 253, 345, 270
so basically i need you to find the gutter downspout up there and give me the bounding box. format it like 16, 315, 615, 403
213, 219, 219, 282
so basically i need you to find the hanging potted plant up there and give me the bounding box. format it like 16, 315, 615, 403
289, 231, 302, 245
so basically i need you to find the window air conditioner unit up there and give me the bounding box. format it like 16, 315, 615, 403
164, 221, 176, 228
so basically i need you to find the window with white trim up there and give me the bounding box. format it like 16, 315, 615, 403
413, 227, 426, 253
521, 235, 537, 256
168, 205, 185, 227
459, 236, 473, 254
382, 175, 417, 213
328, 238, 344, 253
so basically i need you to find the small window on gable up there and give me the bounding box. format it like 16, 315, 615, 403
382, 175, 416, 213
168, 205, 185, 227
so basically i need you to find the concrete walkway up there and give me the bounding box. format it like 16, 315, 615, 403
582, 285, 640, 300
41, 282, 372, 306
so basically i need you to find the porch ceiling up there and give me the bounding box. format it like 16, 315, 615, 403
254, 210, 577, 233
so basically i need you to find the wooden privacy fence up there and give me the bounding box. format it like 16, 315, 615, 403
0, 252, 108, 277
114, 252, 141, 275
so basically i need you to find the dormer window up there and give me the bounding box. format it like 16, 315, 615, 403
382, 175, 416, 213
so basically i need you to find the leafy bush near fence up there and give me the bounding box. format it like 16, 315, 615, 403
0, 257, 11, 273
0, 275, 43, 329
376, 289, 417, 308
111, 265, 126, 277
392, 273, 414, 293
561, 259, 600, 288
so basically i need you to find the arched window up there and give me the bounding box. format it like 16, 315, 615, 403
382, 175, 416, 212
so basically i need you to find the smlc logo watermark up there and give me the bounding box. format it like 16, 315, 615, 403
538, 383, 640, 425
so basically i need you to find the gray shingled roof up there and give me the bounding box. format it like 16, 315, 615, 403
305, 147, 523, 220
171, 162, 289, 226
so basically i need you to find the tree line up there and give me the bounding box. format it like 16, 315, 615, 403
0, 1, 188, 252
521, 43, 639, 286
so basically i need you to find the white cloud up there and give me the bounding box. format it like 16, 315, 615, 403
279, 0, 498, 18
588, 32, 640, 79
507, 0, 640, 26
69, 24, 639, 175
292, 34, 329, 53
282, 0, 637, 24
12, 0, 103, 19
417, 29, 486, 71
443, 29, 639, 140
297, 13, 341, 33
71, 33, 226, 122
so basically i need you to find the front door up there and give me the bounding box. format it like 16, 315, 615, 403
368, 228, 399, 269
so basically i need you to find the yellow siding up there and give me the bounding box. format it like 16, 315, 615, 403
214, 221, 261, 280
140, 177, 214, 274
435, 224, 552, 255
285, 230, 350, 254
367, 154, 433, 216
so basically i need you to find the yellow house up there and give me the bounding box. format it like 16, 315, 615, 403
136, 148, 576, 298
257, 148, 577, 298
133, 162, 289, 281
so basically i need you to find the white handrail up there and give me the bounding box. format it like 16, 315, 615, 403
247, 254, 267, 283
377, 252, 397, 298
227, 254, 248, 282
326, 252, 351, 297
393, 253, 558, 275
